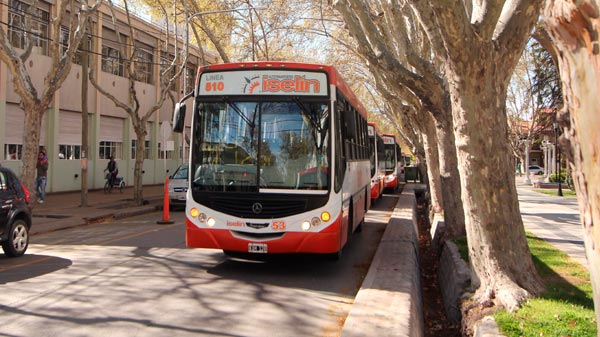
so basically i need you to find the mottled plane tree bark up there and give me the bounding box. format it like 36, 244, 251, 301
334, 0, 465, 240
544, 0, 600, 329
372, 72, 444, 212
335, 0, 546, 310
0, 0, 101, 196
407, 1, 547, 310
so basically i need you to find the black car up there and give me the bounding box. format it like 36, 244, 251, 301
0, 167, 32, 257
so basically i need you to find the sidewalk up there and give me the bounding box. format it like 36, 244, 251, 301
29, 184, 165, 236
515, 175, 587, 269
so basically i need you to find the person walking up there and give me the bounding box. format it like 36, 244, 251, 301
36, 150, 49, 203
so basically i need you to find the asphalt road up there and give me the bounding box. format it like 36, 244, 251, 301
0, 194, 399, 337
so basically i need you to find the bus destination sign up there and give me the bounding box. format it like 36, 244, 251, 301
382, 136, 395, 145
199, 70, 328, 96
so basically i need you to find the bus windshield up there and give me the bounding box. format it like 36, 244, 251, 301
191, 99, 330, 192
384, 144, 396, 172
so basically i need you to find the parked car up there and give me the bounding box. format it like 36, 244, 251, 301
168, 163, 188, 209
528, 165, 544, 175
0, 167, 32, 257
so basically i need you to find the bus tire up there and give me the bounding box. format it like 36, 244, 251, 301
356, 219, 364, 233
327, 250, 342, 261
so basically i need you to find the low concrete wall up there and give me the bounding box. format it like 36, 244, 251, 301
341, 185, 424, 337
438, 241, 471, 322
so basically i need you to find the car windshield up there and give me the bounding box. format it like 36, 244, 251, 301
191, 99, 330, 193
172, 165, 188, 179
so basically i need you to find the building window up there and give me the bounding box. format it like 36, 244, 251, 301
134, 47, 153, 84
160, 52, 176, 79
158, 142, 173, 160
8, 0, 49, 55
61, 26, 91, 65
184, 66, 195, 94
99, 141, 122, 159
131, 140, 150, 159
179, 142, 190, 162
4, 144, 22, 161
58, 145, 81, 160
101, 46, 124, 77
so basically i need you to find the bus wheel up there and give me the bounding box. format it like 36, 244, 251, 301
356, 219, 364, 233
327, 250, 342, 261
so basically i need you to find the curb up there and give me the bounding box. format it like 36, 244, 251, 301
84, 205, 160, 224
341, 184, 424, 337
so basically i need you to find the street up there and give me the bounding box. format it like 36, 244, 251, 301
0, 195, 399, 337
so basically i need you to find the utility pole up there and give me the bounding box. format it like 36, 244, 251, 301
80, 22, 90, 207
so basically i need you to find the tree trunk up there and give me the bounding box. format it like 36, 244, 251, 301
435, 116, 466, 240
422, 116, 443, 214
133, 129, 145, 205
21, 102, 44, 199
447, 57, 545, 310
543, 0, 600, 329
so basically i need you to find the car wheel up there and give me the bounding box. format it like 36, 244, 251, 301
2, 219, 29, 257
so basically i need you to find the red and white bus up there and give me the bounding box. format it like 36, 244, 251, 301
173, 62, 371, 258
367, 123, 385, 202
381, 134, 400, 191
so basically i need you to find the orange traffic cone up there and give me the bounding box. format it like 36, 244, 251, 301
157, 176, 175, 224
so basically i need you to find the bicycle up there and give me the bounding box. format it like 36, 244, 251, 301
103, 172, 125, 193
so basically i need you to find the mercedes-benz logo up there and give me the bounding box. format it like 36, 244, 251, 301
252, 202, 263, 214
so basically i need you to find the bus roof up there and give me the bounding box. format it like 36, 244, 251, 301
198, 61, 369, 120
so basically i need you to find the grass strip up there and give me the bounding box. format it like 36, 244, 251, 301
494, 233, 596, 336
534, 189, 577, 197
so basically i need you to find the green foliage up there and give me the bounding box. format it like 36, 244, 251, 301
549, 172, 566, 183
494, 234, 596, 337
531, 39, 563, 111
535, 189, 577, 197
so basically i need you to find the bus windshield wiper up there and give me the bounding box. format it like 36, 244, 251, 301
292, 97, 322, 133
223, 97, 255, 128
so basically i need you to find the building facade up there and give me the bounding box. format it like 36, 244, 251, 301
0, 1, 213, 192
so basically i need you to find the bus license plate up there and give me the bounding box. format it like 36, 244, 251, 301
248, 243, 268, 253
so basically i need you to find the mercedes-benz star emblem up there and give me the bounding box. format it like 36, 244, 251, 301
252, 202, 263, 214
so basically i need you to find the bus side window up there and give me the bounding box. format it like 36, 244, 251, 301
344, 108, 356, 140
334, 99, 345, 192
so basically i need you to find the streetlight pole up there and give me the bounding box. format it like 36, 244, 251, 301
553, 122, 563, 196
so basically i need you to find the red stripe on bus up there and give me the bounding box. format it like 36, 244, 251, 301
185, 214, 343, 254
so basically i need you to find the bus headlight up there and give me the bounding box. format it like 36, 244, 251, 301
207, 217, 216, 227
198, 213, 207, 223
301, 221, 311, 231
311, 217, 321, 227
321, 211, 331, 222
190, 208, 199, 218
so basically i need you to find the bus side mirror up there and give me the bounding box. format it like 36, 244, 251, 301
173, 103, 186, 133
